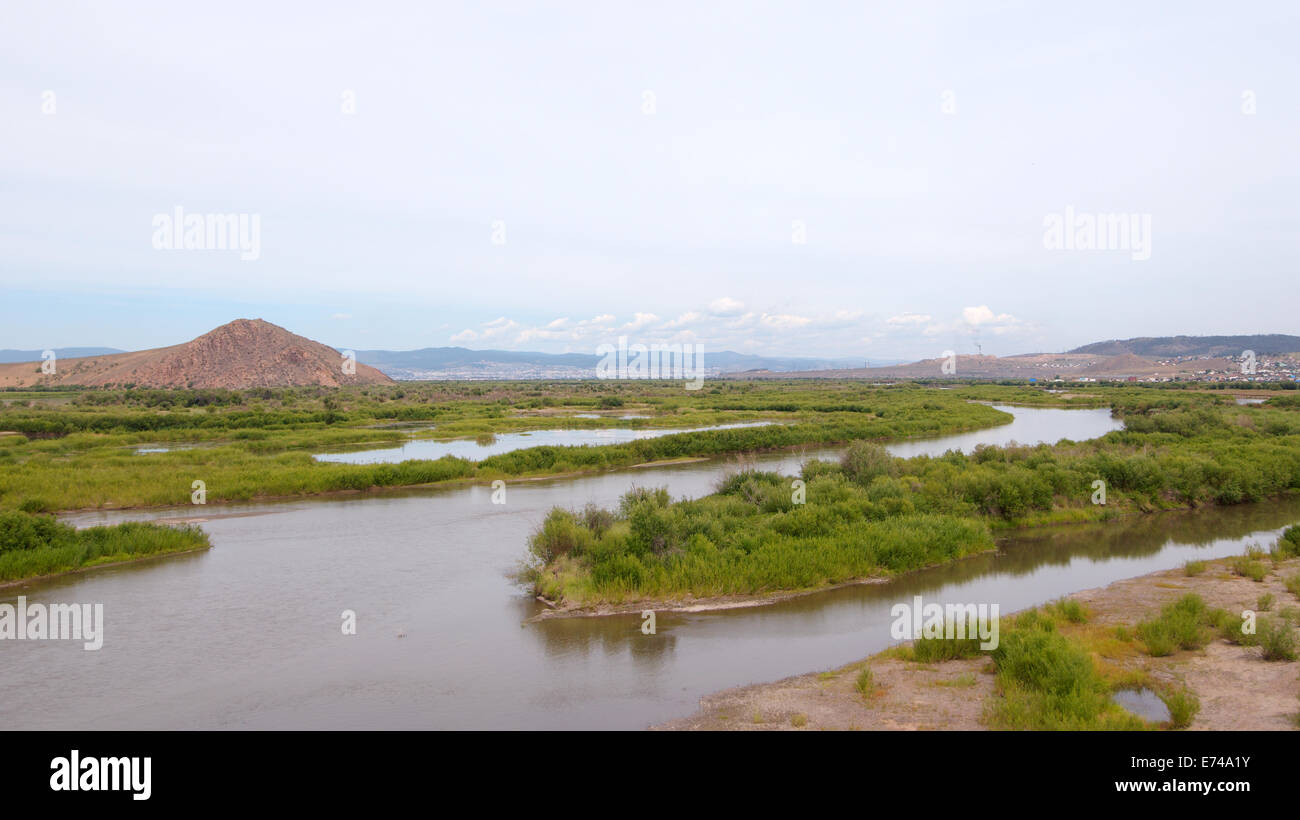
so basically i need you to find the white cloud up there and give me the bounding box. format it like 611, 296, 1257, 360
708, 297, 745, 316
760, 312, 812, 329
961, 305, 1017, 327
623, 312, 660, 330
887, 312, 932, 325
663, 311, 704, 328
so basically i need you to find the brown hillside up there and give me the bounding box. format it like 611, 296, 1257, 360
0, 319, 392, 388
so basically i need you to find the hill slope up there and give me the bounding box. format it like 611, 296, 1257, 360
0, 319, 392, 388
1069, 334, 1300, 358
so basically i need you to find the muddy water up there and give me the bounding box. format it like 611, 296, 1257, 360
7, 406, 1295, 730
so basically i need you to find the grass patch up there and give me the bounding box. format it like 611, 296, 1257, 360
0, 509, 210, 582
1161, 687, 1200, 729
912, 625, 985, 663
1183, 560, 1207, 577
1136, 594, 1217, 656
1047, 597, 1089, 624
1219, 610, 1260, 646
1258, 617, 1298, 661
1231, 556, 1269, 582
855, 666, 874, 696
985, 611, 1145, 730
1284, 573, 1300, 598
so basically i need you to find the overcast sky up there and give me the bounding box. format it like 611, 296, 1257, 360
2, 1, 1296, 359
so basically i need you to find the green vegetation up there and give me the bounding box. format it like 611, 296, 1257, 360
1230, 556, 1269, 582
912, 628, 984, 662
0, 381, 1017, 511
1048, 597, 1089, 624
524, 388, 1300, 606
0, 510, 210, 582
855, 666, 874, 696
985, 611, 1145, 730
1136, 594, 1218, 656
525, 480, 994, 603
1161, 688, 1201, 729
6, 381, 1300, 599
1276, 526, 1300, 559
1256, 617, 1298, 661
1183, 560, 1207, 576
1284, 573, 1300, 598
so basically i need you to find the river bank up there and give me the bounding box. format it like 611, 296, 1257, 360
656, 551, 1300, 730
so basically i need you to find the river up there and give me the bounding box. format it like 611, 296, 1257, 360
4, 405, 1297, 729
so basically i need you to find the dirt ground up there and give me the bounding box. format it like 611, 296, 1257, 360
657, 555, 1300, 731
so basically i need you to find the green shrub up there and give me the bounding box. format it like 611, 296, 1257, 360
1137, 594, 1214, 656
1219, 610, 1259, 646
1162, 688, 1200, 729
1258, 617, 1298, 661
986, 621, 1129, 729
1231, 556, 1268, 582
840, 441, 894, 486
1284, 573, 1300, 598
1276, 526, 1300, 559
1048, 597, 1089, 624
528, 508, 592, 564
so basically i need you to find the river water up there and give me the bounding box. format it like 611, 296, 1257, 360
4, 405, 1298, 730
311, 421, 774, 464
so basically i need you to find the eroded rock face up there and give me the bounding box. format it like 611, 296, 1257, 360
0, 318, 393, 388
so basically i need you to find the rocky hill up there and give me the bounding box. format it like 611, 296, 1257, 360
0, 319, 392, 388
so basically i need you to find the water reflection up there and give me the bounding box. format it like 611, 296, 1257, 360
312, 421, 775, 464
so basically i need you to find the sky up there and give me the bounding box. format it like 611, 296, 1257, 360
1, 1, 1297, 360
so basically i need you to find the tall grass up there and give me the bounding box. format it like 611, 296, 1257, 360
0, 510, 210, 582
1136, 594, 1219, 656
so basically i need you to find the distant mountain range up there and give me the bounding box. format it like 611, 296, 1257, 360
1068, 335, 1300, 358
747, 334, 1300, 382
345, 346, 883, 379
0, 347, 124, 363
3, 327, 1295, 387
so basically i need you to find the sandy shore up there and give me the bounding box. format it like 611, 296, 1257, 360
656, 554, 1300, 730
